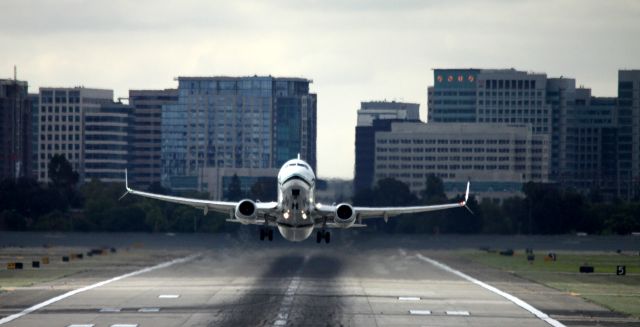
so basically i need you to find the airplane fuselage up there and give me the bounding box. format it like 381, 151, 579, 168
275, 159, 317, 241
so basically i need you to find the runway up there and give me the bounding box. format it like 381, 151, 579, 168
0, 232, 637, 327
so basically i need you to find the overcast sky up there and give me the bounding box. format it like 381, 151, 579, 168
1, 0, 639, 179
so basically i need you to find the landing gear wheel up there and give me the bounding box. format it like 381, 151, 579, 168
259, 228, 265, 241
324, 231, 331, 244
316, 231, 322, 243
268, 229, 274, 241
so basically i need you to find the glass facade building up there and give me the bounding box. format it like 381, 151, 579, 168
129, 89, 178, 189
0, 79, 32, 180
83, 102, 133, 182
162, 76, 316, 197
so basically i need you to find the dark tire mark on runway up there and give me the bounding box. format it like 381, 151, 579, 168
287, 255, 345, 327
212, 254, 306, 327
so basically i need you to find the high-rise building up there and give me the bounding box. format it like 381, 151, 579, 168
354, 101, 420, 193
129, 89, 178, 189
35, 87, 113, 182
428, 69, 550, 133
83, 101, 133, 183
28, 93, 39, 177
162, 76, 316, 199
0, 79, 31, 180
617, 70, 640, 199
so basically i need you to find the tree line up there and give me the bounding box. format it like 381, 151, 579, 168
0, 155, 638, 234
353, 175, 640, 235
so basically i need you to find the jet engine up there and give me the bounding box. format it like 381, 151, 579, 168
334, 203, 356, 228
235, 199, 257, 224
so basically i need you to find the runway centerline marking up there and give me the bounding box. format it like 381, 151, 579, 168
158, 294, 180, 299
272, 256, 308, 327
415, 253, 565, 327
0, 253, 201, 325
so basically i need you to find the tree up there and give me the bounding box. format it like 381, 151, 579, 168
48, 154, 79, 189
421, 174, 446, 204
226, 174, 244, 201
249, 177, 277, 201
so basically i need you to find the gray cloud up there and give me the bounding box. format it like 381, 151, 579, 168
1, 0, 639, 178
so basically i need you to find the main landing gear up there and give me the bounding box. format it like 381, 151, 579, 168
316, 230, 330, 244
259, 228, 274, 241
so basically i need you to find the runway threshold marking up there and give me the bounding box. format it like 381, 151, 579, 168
409, 310, 432, 315
415, 253, 566, 327
398, 297, 421, 301
0, 253, 201, 325
446, 310, 470, 316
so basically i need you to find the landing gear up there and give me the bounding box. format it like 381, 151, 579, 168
260, 228, 274, 241
316, 230, 330, 244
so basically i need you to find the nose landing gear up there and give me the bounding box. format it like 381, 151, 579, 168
316, 230, 330, 244
260, 228, 274, 241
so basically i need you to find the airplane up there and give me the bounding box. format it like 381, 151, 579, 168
123, 155, 471, 243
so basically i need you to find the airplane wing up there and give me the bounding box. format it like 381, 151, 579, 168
357, 181, 471, 220
314, 181, 470, 224
122, 170, 277, 216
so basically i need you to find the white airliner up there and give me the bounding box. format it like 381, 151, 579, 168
124, 156, 470, 243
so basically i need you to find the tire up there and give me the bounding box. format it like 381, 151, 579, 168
316, 231, 322, 243
325, 231, 331, 244
268, 229, 274, 241
259, 229, 265, 241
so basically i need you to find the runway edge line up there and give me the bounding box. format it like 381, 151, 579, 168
415, 253, 566, 327
0, 253, 201, 325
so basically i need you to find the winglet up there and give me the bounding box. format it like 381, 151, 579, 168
464, 180, 470, 203
125, 169, 130, 191
462, 180, 473, 215
119, 169, 131, 201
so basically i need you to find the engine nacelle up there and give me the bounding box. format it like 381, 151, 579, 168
334, 203, 356, 228
235, 199, 257, 224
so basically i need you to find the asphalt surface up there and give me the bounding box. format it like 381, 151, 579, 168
1, 231, 639, 327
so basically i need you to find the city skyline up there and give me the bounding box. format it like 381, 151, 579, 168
2, 0, 639, 178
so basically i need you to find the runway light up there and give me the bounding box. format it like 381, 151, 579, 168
283, 212, 290, 219
302, 212, 307, 220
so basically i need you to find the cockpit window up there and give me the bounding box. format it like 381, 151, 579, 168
296, 163, 310, 170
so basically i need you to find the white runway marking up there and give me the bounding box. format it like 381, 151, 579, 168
446, 310, 470, 316
398, 296, 421, 301
409, 309, 432, 315
138, 307, 160, 313
415, 253, 566, 327
99, 307, 121, 313
272, 256, 308, 327
110, 324, 138, 327
158, 294, 180, 299
67, 325, 94, 327
0, 253, 200, 325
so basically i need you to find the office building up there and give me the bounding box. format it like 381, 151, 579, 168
373, 122, 549, 197
354, 101, 420, 193
0, 79, 32, 179
617, 70, 640, 199
162, 76, 316, 199
83, 101, 133, 183
129, 89, 178, 189
424, 68, 640, 199
36, 87, 113, 182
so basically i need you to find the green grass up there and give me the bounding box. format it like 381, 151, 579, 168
465, 251, 640, 318
0, 268, 80, 289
